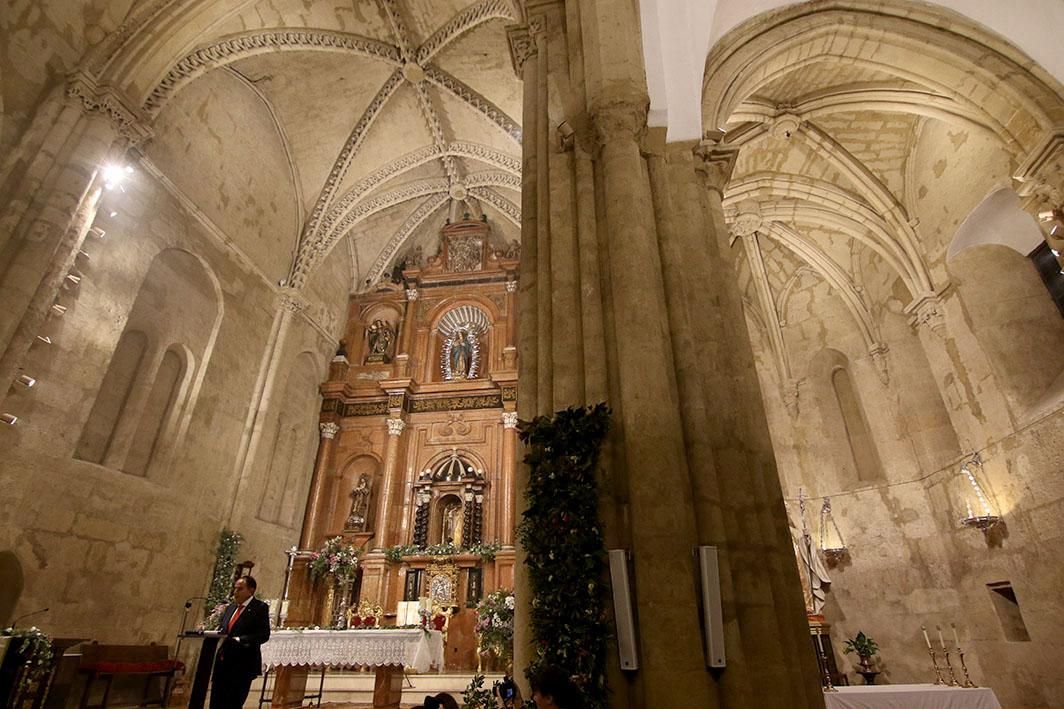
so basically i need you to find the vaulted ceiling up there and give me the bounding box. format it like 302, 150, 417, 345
136, 0, 523, 291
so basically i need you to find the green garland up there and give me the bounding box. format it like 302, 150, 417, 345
383, 540, 502, 564
2, 627, 54, 700
205, 528, 244, 612
517, 404, 610, 709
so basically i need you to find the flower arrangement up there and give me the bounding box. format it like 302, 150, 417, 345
843, 631, 880, 658
309, 536, 361, 581
474, 590, 515, 662
382, 540, 502, 563
518, 404, 611, 709
1, 626, 54, 700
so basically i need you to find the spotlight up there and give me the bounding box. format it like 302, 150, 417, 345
108, 210, 118, 218
102, 164, 133, 190
16, 375, 36, 388
0, 413, 17, 426
35, 335, 52, 345
89, 227, 106, 239
50, 303, 67, 316
65, 273, 82, 286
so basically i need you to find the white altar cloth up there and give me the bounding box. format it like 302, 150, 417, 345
824, 684, 1002, 709
260, 629, 443, 673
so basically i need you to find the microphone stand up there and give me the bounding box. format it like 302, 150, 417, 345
8, 607, 49, 630
175, 598, 207, 660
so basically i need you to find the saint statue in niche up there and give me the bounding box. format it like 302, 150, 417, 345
442, 500, 464, 547
447, 329, 475, 379
789, 514, 831, 616
345, 474, 372, 531
365, 319, 395, 363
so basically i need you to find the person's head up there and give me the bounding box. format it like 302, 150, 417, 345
529, 665, 577, 709
233, 575, 256, 604
431, 693, 458, 709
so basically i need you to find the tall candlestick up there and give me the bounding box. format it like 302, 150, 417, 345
937, 625, 946, 651
951, 623, 961, 648
921, 625, 933, 650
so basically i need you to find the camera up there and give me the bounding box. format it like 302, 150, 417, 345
493, 675, 517, 706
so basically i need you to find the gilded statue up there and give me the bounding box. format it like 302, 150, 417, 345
345, 474, 372, 531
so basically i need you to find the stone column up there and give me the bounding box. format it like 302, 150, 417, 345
0, 108, 119, 412
500, 411, 518, 546
373, 417, 406, 547
299, 422, 341, 548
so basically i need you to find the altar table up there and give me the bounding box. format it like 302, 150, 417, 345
824, 684, 1002, 709
260, 629, 443, 709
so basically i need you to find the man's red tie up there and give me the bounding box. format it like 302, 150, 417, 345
227, 605, 244, 633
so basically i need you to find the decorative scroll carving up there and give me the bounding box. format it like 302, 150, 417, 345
343, 401, 389, 417
143, 31, 401, 114
409, 394, 503, 413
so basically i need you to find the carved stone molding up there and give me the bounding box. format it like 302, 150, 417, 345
694, 139, 739, 194
143, 31, 401, 114
387, 418, 407, 436
907, 293, 947, 336
468, 187, 521, 227
319, 422, 340, 439
66, 72, 151, 143
425, 66, 522, 142
501, 411, 519, 429
591, 101, 648, 147
506, 24, 537, 75
418, 0, 515, 64
869, 344, 890, 385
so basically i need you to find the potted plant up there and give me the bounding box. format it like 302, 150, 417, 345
843, 631, 880, 684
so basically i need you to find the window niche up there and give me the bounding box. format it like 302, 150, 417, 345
987, 581, 1031, 642
810, 348, 884, 488
74, 248, 222, 478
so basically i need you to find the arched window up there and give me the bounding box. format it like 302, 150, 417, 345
75, 330, 148, 464
125, 348, 186, 477
831, 366, 883, 483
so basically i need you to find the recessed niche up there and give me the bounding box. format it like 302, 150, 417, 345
987, 581, 1031, 642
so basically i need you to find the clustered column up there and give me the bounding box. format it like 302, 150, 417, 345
508, 1, 822, 706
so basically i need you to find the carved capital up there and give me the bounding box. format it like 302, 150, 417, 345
501, 411, 519, 429
505, 280, 518, 293
907, 293, 947, 336
66, 71, 152, 144
279, 287, 307, 313
1015, 127, 1064, 208
694, 138, 739, 193
387, 417, 407, 436
591, 102, 647, 148
319, 422, 340, 439
869, 344, 890, 385
406, 288, 419, 301
506, 23, 538, 75
730, 203, 764, 238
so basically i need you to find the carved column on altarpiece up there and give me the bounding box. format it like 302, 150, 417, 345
500, 411, 518, 546
299, 422, 341, 548
503, 279, 518, 370
372, 416, 407, 547
395, 288, 418, 377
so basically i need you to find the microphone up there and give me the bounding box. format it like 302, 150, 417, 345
10, 608, 48, 629
183, 596, 208, 610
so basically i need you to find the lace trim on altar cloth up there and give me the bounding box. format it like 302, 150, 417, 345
260, 629, 444, 674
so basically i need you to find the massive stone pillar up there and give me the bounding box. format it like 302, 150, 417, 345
509, 1, 823, 706
299, 422, 341, 548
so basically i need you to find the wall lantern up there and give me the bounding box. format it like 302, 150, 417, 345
957, 453, 1000, 531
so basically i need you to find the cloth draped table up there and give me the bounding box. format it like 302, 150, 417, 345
260, 629, 444, 673
824, 684, 1002, 709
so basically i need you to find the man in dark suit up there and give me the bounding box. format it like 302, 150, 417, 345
210, 576, 271, 709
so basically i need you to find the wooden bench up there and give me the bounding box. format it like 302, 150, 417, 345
78, 642, 183, 709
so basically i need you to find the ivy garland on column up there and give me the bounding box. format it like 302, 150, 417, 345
517, 403, 611, 709
205, 528, 244, 612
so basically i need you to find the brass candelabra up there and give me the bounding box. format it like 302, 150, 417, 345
927, 648, 947, 685
957, 647, 977, 688
942, 650, 960, 686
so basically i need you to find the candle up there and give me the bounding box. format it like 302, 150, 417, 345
951, 623, 961, 649
816, 631, 826, 656
921, 625, 933, 650
937, 625, 946, 651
